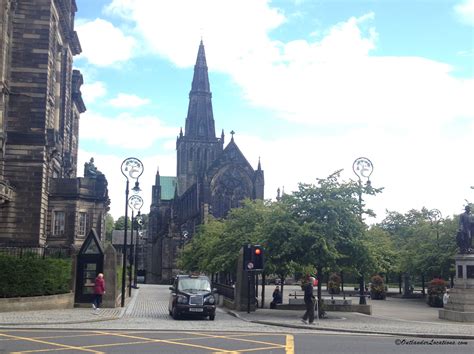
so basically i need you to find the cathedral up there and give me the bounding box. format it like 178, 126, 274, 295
148, 41, 264, 283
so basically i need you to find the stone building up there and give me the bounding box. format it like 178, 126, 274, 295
148, 41, 264, 283
0, 0, 109, 248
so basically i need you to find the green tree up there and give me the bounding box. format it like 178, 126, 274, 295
114, 216, 131, 230
378, 208, 457, 280
105, 213, 114, 242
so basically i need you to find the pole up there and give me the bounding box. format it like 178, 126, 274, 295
134, 232, 139, 288
129, 210, 134, 297
247, 273, 251, 314
121, 180, 129, 307
359, 275, 366, 305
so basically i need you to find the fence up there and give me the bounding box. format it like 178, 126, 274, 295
212, 282, 235, 300
0, 246, 72, 259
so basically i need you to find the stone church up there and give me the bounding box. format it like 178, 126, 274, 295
148, 41, 264, 283
0, 0, 109, 248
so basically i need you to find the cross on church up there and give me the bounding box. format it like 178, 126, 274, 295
230, 130, 235, 139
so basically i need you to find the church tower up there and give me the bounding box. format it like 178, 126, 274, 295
176, 40, 223, 195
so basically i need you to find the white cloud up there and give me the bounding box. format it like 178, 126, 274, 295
80, 111, 178, 149
77, 1, 474, 222
76, 18, 136, 66
108, 93, 151, 108
454, 0, 474, 26
81, 81, 107, 105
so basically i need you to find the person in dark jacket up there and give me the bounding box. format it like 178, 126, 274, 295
270, 286, 282, 309
301, 276, 315, 324
92, 273, 105, 312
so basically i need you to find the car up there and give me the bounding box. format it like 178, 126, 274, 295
168, 274, 217, 320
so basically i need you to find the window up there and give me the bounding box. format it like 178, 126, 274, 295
53, 211, 65, 236
78, 212, 87, 237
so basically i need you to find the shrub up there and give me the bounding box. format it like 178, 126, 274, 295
0, 254, 72, 298
370, 275, 386, 300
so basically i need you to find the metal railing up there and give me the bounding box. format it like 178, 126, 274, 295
0, 246, 72, 259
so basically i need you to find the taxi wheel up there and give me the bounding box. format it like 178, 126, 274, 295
172, 306, 180, 320
209, 314, 215, 321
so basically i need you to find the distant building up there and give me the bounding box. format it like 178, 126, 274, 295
0, 0, 109, 248
148, 41, 264, 283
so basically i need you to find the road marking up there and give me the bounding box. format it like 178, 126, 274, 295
188, 331, 286, 348
286, 334, 294, 354
93, 330, 228, 352
0, 333, 103, 354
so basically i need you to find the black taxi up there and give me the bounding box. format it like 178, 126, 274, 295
168, 274, 217, 320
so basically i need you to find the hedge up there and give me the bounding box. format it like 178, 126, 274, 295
0, 254, 72, 298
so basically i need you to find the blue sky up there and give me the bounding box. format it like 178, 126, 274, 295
74, 0, 474, 222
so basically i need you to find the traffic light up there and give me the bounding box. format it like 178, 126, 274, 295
242, 244, 264, 271
252, 245, 264, 271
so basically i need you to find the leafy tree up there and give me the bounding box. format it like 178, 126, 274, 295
114, 216, 131, 230
105, 213, 114, 241
377, 208, 457, 280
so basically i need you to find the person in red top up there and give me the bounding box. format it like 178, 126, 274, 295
92, 273, 105, 312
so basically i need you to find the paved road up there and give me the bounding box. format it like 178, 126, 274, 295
1, 329, 472, 354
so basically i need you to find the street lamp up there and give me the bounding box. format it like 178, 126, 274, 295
352, 157, 374, 221
428, 209, 442, 243
120, 157, 144, 307
352, 157, 374, 305
128, 194, 143, 293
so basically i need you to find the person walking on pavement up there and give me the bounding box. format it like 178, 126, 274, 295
92, 273, 105, 313
301, 275, 315, 324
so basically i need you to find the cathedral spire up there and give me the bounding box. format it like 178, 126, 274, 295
184, 40, 216, 140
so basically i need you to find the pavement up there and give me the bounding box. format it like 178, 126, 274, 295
0, 284, 473, 339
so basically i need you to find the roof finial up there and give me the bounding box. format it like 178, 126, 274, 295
230, 130, 235, 141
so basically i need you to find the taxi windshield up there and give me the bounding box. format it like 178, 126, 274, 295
178, 278, 211, 292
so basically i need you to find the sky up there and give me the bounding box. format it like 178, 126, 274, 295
74, 0, 474, 224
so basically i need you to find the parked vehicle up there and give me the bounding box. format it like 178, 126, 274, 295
168, 274, 217, 320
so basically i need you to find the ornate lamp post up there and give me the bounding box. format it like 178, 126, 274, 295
352, 157, 374, 221
134, 214, 144, 287
128, 194, 143, 293
120, 157, 144, 307
352, 157, 374, 305
429, 208, 442, 243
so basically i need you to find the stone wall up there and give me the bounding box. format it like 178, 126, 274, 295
0, 292, 74, 312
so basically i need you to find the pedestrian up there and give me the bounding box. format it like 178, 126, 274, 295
270, 286, 282, 309
443, 289, 450, 306
301, 275, 315, 324
92, 273, 105, 312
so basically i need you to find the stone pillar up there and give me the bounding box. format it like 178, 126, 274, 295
102, 244, 118, 308
439, 254, 474, 322
234, 247, 256, 312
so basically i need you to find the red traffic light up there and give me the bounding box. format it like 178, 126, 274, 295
254, 248, 262, 255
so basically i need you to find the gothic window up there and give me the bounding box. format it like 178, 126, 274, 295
78, 212, 87, 237
53, 211, 65, 236
189, 147, 194, 161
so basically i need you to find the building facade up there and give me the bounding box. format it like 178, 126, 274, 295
0, 0, 109, 248
148, 41, 264, 283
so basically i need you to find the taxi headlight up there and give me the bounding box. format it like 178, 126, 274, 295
205, 295, 215, 304
177, 295, 188, 304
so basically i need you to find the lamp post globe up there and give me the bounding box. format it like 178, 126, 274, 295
120, 157, 144, 307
